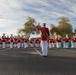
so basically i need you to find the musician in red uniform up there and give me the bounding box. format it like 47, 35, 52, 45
29, 38, 34, 47
70, 35, 76, 48
35, 38, 40, 47
13, 36, 17, 48
23, 37, 28, 48
1, 33, 6, 48
48, 36, 53, 48
17, 35, 21, 48
9, 34, 14, 49
20, 37, 24, 48
63, 34, 69, 48
52, 36, 56, 48
0, 36, 2, 48
6, 35, 10, 48
36, 23, 50, 57
55, 35, 61, 48
75, 35, 76, 48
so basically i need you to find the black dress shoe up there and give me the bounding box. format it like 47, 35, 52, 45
42, 55, 47, 57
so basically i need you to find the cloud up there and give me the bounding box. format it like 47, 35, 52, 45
0, 19, 17, 27
0, 0, 76, 36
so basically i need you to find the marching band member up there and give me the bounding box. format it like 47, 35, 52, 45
2, 33, 6, 48
0, 36, 2, 48
9, 34, 14, 49
13, 36, 17, 48
23, 37, 28, 48
48, 36, 53, 48
52, 36, 56, 48
63, 34, 69, 48
17, 35, 21, 48
36, 23, 50, 57
70, 35, 76, 48
29, 38, 34, 47
35, 38, 40, 47
21, 37, 24, 48
55, 35, 61, 48
75, 35, 76, 48
6, 35, 10, 48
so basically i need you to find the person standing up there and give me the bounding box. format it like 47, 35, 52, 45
1, 33, 6, 48
70, 35, 76, 48
63, 34, 69, 48
9, 34, 14, 49
6, 35, 10, 48
48, 36, 53, 48
23, 37, 28, 48
75, 35, 76, 48
29, 38, 34, 47
17, 35, 21, 48
35, 38, 40, 47
13, 36, 17, 48
0, 36, 2, 48
55, 35, 61, 48
36, 23, 50, 57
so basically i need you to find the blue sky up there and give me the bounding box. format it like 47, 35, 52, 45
0, 0, 76, 37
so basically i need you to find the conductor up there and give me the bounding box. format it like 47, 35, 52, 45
36, 23, 50, 57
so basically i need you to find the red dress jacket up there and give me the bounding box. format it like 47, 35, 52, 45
48, 38, 52, 43
56, 38, 61, 42
36, 26, 49, 41
2, 36, 6, 42
63, 37, 69, 42
70, 37, 76, 42
9, 37, 14, 42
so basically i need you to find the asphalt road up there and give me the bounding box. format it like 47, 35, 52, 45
0, 47, 76, 75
